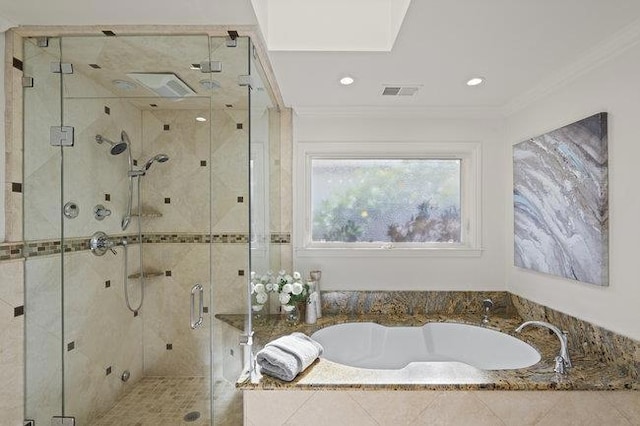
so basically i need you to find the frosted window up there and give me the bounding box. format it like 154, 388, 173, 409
311, 159, 461, 243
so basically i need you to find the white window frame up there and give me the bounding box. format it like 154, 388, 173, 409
294, 141, 482, 257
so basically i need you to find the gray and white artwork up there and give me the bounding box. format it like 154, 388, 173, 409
513, 113, 608, 286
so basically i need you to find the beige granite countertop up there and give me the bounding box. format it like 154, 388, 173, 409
216, 313, 638, 391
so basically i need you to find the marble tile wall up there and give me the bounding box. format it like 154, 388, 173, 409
142, 243, 211, 376
0, 259, 24, 426
24, 254, 62, 425
61, 96, 142, 239
62, 249, 144, 425
22, 37, 143, 241
4, 31, 24, 243
211, 108, 250, 234
141, 109, 210, 234
244, 390, 640, 426
277, 108, 293, 272
139, 106, 250, 383
212, 243, 249, 380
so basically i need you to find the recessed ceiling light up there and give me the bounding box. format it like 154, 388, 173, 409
466, 77, 485, 87
195, 116, 207, 122
339, 76, 355, 86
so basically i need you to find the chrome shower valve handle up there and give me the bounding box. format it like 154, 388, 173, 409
90, 231, 125, 256
94, 204, 112, 221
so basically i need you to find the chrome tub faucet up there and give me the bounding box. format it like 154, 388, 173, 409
481, 298, 493, 325
516, 320, 572, 374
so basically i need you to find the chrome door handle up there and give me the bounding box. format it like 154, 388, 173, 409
190, 284, 204, 329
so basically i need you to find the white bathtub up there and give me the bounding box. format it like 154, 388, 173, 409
310, 322, 541, 370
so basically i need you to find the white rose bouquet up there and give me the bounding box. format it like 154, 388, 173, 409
250, 271, 272, 312
274, 270, 310, 312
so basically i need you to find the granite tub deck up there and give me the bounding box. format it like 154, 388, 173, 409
216, 313, 639, 391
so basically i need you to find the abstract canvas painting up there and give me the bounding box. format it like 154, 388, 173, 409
513, 112, 609, 286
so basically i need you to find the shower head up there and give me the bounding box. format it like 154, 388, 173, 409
143, 154, 170, 171
96, 132, 129, 155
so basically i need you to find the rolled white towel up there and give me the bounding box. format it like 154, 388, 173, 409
256, 332, 324, 382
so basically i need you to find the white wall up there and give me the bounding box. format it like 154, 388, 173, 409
294, 113, 506, 290
505, 42, 640, 341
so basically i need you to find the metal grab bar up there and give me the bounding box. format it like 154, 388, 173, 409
190, 284, 204, 329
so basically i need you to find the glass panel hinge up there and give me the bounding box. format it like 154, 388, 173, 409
239, 331, 254, 346
50, 126, 74, 147
238, 75, 253, 88
51, 416, 75, 426
199, 61, 222, 73
50, 62, 73, 74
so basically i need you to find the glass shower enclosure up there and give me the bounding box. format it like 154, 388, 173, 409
21, 32, 278, 425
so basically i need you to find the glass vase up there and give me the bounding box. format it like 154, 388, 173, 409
282, 304, 299, 324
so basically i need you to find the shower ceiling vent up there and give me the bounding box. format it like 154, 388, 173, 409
381, 86, 421, 96
127, 73, 196, 98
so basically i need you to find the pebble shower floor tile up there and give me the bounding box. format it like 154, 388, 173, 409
91, 376, 242, 426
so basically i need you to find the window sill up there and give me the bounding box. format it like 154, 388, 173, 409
294, 246, 483, 258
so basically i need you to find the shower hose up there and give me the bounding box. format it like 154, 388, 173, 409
123, 175, 144, 313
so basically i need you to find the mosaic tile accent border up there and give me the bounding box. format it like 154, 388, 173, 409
0, 243, 23, 261
141, 233, 211, 244
511, 294, 639, 380
270, 233, 291, 244
0, 232, 291, 261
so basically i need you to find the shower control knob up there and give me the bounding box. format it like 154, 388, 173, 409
63, 201, 79, 219
94, 204, 112, 221
90, 231, 121, 256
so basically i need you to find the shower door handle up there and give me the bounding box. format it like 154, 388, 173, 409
190, 283, 204, 329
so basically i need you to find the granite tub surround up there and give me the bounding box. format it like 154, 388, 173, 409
321, 290, 515, 316
511, 294, 640, 381
234, 312, 637, 391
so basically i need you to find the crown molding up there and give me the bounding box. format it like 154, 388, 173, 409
0, 15, 15, 32
295, 18, 640, 120
293, 105, 505, 120
503, 17, 640, 116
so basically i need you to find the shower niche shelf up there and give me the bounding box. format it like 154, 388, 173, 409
128, 271, 165, 279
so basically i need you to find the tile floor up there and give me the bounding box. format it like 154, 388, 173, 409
91, 376, 242, 426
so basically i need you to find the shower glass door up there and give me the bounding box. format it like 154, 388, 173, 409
24, 31, 255, 425
23, 36, 64, 426
58, 34, 218, 424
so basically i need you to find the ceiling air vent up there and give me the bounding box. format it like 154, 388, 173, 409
127, 73, 196, 98
382, 86, 420, 96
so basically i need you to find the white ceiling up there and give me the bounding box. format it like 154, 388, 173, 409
0, 0, 257, 28
2, 0, 640, 113
268, 0, 640, 112
251, 0, 411, 51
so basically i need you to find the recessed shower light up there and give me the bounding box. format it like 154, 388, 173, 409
195, 116, 207, 122
466, 77, 485, 86
199, 79, 221, 90
339, 76, 355, 86
112, 80, 137, 91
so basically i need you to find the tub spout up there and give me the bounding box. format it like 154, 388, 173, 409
481, 298, 493, 325
515, 320, 571, 374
